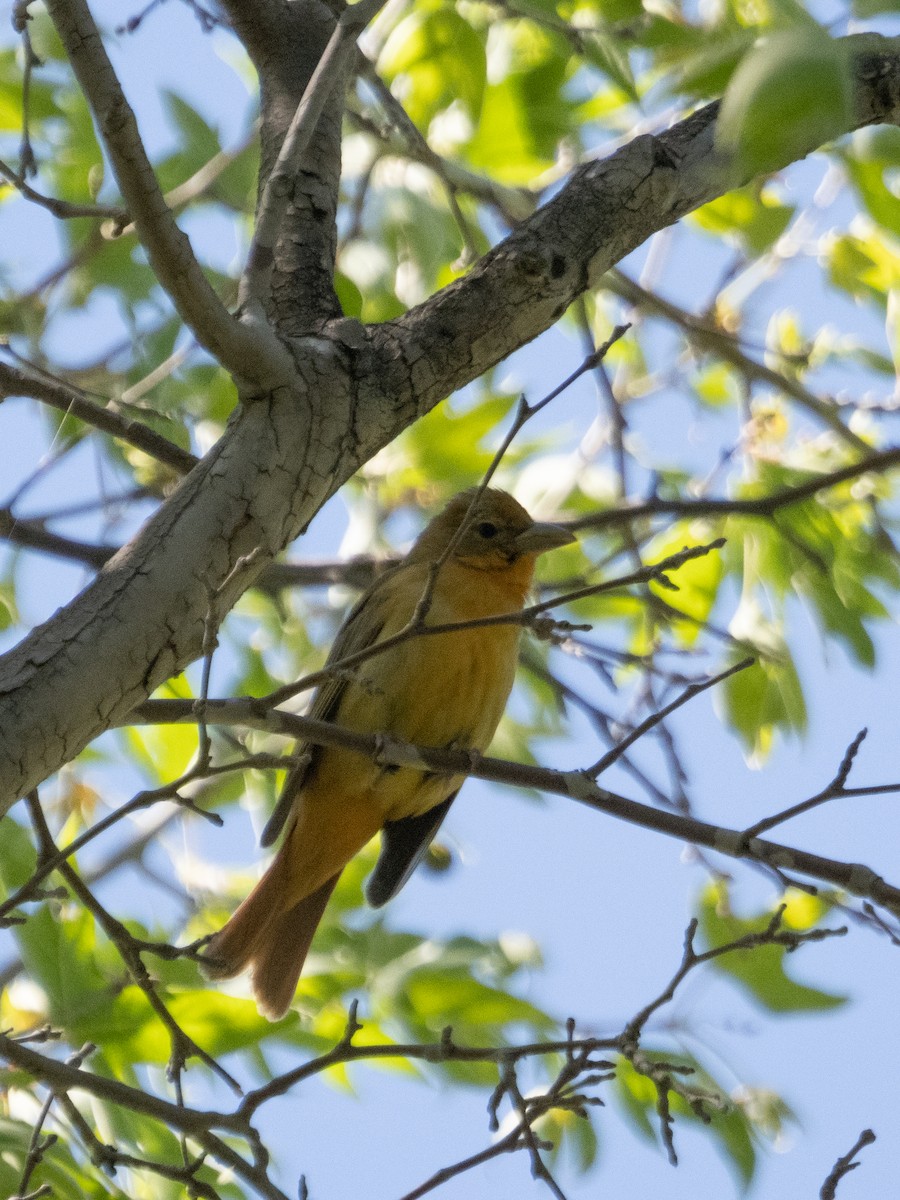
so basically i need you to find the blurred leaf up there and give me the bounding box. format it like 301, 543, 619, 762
539, 1104, 600, 1172
124, 676, 199, 784
698, 881, 847, 1011
826, 229, 900, 306
674, 30, 757, 98
691, 185, 794, 256
717, 30, 852, 176
466, 21, 576, 183
615, 1055, 757, 1186
380, 7, 486, 128
719, 636, 806, 761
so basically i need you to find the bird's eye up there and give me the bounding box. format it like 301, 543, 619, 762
478, 521, 498, 539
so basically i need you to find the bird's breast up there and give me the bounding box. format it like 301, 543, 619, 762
321, 564, 526, 821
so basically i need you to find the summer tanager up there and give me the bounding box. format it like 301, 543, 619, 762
206, 488, 575, 1019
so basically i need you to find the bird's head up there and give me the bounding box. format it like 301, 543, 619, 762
408, 488, 575, 570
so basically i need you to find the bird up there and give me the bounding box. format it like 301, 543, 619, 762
204, 487, 575, 1020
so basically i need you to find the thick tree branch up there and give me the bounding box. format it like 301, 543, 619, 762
225, 0, 350, 330
42, 0, 292, 388
239, 0, 388, 311
371, 39, 900, 437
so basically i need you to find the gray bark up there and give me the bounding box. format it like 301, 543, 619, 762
0, 19, 898, 815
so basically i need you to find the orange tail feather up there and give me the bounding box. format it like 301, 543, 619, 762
206, 790, 383, 1018
249, 874, 340, 1021
203, 846, 292, 981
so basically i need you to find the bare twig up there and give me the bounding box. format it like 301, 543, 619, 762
0, 157, 128, 225
620, 913, 846, 1165
820, 1128, 877, 1200
740, 729, 888, 841
589, 658, 754, 776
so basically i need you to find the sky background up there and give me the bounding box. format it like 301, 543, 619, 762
2, 3, 900, 1198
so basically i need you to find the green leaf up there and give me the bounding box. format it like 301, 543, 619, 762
0, 1114, 120, 1198
124, 695, 199, 784
716, 30, 853, 177
826, 229, 900, 306
674, 30, 757, 98
465, 21, 575, 183
615, 1055, 757, 1186
646, 521, 725, 645
164, 91, 222, 161
379, 7, 486, 128
539, 1105, 600, 1173
0, 48, 59, 131
719, 618, 806, 761
698, 882, 847, 1012
335, 269, 364, 318
580, 29, 638, 100
691, 185, 794, 256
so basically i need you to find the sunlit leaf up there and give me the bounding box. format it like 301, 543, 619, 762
698, 882, 847, 1011
717, 29, 852, 176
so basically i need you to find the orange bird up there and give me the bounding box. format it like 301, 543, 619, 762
206, 488, 575, 1019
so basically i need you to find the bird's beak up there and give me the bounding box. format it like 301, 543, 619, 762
515, 521, 577, 555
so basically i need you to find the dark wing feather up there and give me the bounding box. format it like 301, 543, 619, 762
259, 565, 403, 848
365, 793, 456, 908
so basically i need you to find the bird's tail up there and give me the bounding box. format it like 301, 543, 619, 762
203, 843, 342, 1021
205, 790, 384, 1019
247, 874, 340, 1021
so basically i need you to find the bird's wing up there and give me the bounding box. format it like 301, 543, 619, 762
364, 792, 456, 907
259, 565, 402, 848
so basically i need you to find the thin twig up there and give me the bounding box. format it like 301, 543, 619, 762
0, 157, 129, 225
741, 728, 869, 840
589, 658, 754, 775
820, 1128, 876, 1200
0, 358, 198, 475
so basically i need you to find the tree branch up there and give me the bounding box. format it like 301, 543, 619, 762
569, 445, 900, 531
0, 155, 128, 225
820, 1128, 877, 1200
239, 0, 388, 311
374, 39, 900, 434
0, 359, 199, 475
42, 0, 292, 388
128, 699, 900, 917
